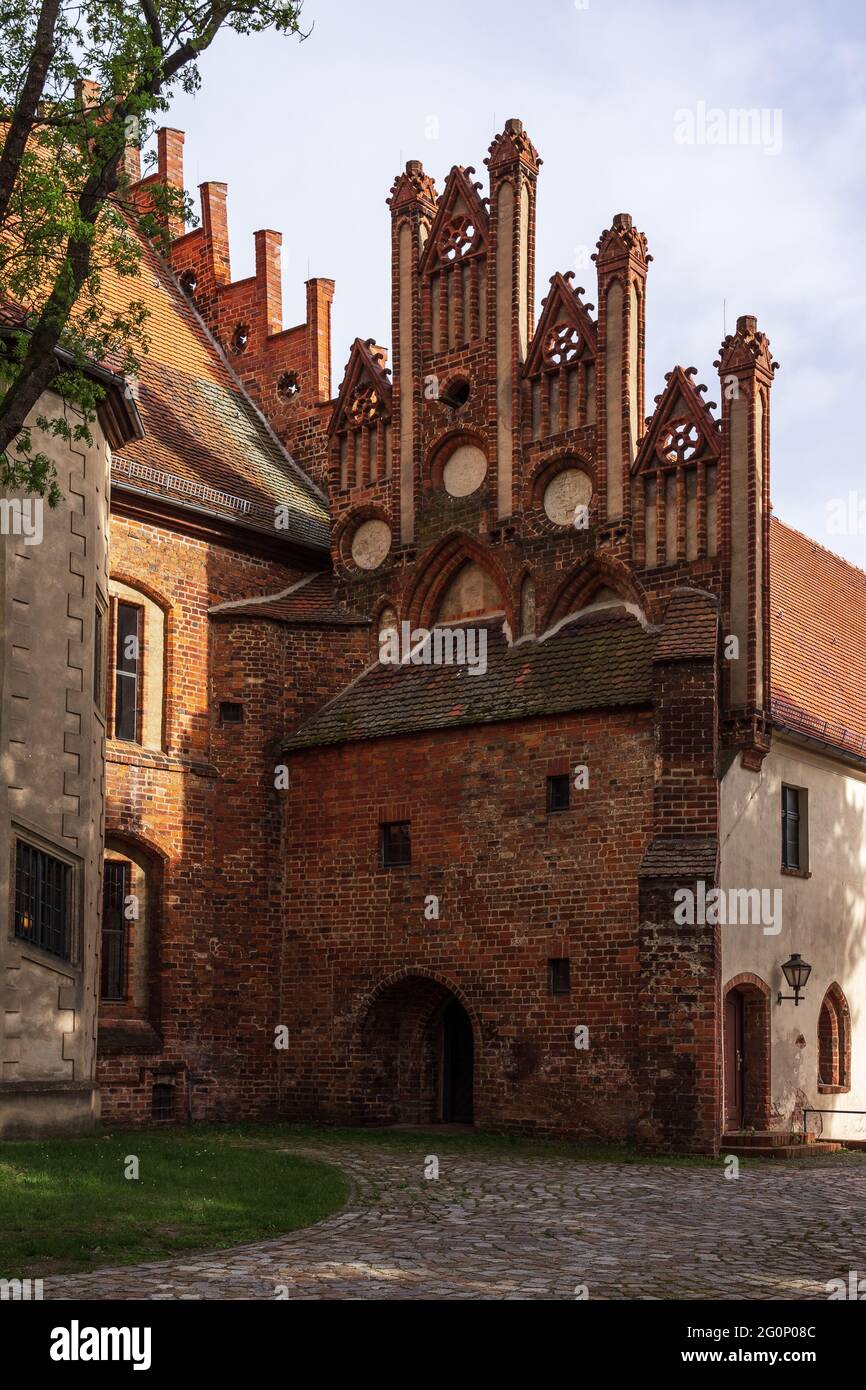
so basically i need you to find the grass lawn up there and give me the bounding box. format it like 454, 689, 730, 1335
215, 1121, 722, 1166
0, 1127, 348, 1276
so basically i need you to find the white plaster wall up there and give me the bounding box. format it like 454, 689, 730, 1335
721, 736, 866, 1140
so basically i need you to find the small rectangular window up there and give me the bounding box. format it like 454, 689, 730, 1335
382, 821, 411, 867
151, 1082, 175, 1122
782, 785, 805, 870
547, 774, 570, 814
219, 701, 244, 724
114, 601, 141, 742
101, 859, 130, 1002
14, 841, 71, 959
549, 958, 571, 996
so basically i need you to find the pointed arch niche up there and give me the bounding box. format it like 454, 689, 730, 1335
406, 534, 511, 632
543, 555, 651, 632
818, 983, 851, 1093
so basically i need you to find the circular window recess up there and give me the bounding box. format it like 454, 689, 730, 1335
543, 468, 593, 526
179, 269, 197, 297
350, 519, 392, 570
440, 376, 471, 410
277, 370, 300, 401
443, 444, 487, 498
231, 323, 249, 354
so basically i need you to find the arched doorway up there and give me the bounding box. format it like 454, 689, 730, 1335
356, 973, 476, 1126
442, 998, 474, 1122
723, 976, 771, 1131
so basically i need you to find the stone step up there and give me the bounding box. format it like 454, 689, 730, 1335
722, 1131, 810, 1147
723, 1139, 843, 1159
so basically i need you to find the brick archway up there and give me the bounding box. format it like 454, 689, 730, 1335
542, 553, 653, 631
403, 532, 512, 632
353, 970, 478, 1126
723, 973, 771, 1131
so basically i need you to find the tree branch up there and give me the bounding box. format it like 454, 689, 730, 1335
0, 0, 61, 227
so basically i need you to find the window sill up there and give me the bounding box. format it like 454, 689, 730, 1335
817, 1082, 850, 1095
781, 866, 811, 879
97, 1017, 162, 1056
107, 742, 216, 778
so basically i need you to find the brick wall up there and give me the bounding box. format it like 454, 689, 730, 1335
278, 710, 655, 1141
97, 512, 368, 1125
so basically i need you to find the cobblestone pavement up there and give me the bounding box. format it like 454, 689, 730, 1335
46, 1142, 866, 1300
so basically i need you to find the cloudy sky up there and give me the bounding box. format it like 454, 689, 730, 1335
163, 0, 866, 565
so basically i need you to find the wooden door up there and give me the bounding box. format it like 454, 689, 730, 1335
724, 990, 744, 1130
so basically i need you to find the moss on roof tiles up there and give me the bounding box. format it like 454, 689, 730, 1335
285, 608, 655, 751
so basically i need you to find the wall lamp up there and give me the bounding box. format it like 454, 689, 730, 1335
777, 953, 812, 1006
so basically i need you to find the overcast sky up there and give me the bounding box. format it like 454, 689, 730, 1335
162, 0, 866, 566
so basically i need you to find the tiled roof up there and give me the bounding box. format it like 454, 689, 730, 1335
210, 571, 368, 626
770, 516, 866, 758
640, 836, 718, 879
101, 224, 329, 550
285, 607, 655, 751
654, 588, 718, 661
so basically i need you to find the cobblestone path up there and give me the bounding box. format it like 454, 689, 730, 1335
46, 1142, 866, 1300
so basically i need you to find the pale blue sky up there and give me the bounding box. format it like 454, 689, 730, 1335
163, 0, 866, 565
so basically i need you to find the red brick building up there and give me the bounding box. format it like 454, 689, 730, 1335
92, 119, 866, 1154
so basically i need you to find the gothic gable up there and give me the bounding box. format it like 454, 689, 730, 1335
328, 337, 392, 439
524, 271, 597, 378
633, 365, 720, 476
418, 165, 489, 274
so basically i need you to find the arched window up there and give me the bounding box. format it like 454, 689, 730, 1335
108, 580, 166, 749
101, 841, 157, 1016
818, 984, 851, 1092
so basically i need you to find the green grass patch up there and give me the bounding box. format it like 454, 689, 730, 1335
0, 1128, 347, 1277
213, 1121, 721, 1167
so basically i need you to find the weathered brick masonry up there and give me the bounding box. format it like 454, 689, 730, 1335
280, 711, 654, 1139
98, 115, 778, 1152
98, 513, 369, 1124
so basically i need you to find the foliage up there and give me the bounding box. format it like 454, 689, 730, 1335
0, 1, 305, 503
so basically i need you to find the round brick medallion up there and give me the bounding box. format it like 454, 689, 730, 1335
443, 444, 487, 498
543, 468, 592, 526
350, 519, 392, 570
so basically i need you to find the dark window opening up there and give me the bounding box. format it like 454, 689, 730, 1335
179, 268, 198, 297
547, 774, 570, 813
14, 841, 71, 959
114, 601, 141, 743
219, 701, 244, 724
277, 370, 300, 400
549, 958, 571, 996
781, 785, 801, 870
101, 859, 130, 1002
440, 376, 471, 410
151, 1083, 175, 1122
231, 323, 249, 354
382, 821, 411, 868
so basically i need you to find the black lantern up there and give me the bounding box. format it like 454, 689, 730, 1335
777, 953, 812, 1006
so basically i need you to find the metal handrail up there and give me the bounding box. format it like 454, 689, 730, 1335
802, 1107, 866, 1141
